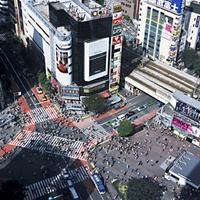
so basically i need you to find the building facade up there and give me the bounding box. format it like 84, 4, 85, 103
114, 0, 141, 20
0, 0, 9, 20
12, 0, 123, 100
137, 0, 188, 64
185, 1, 200, 50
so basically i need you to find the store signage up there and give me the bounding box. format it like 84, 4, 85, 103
112, 24, 122, 36
148, 0, 184, 14
195, 16, 200, 28
112, 4, 122, 13
112, 36, 122, 45
172, 116, 200, 137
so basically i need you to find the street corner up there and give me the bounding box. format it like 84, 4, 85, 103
0, 144, 15, 156
23, 124, 35, 132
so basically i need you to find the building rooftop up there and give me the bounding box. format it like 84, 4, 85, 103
169, 150, 200, 188
32, 0, 121, 22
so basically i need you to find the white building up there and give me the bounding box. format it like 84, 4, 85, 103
137, 0, 187, 64
137, 0, 195, 64
185, 1, 200, 49
14, 0, 123, 100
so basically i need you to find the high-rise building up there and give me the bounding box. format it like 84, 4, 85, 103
185, 1, 200, 49
137, 0, 188, 64
11, 0, 123, 100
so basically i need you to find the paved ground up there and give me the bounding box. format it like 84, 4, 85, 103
88, 122, 200, 200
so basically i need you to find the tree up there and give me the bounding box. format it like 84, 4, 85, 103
0, 178, 27, 200
117, 120, 133, 137
126, 178, 163, 200
82, 94, 108, 114
43, 80, 51, 93
38, 72, 46, 85
181, 49, 200, 74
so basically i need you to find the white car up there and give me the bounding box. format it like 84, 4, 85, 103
61, 168, 69, 179
36, 87, 43, 94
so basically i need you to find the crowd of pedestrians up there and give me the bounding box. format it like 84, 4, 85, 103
87, 120, 200, 200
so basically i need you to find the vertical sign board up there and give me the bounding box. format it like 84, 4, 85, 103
110, 5, 122, 87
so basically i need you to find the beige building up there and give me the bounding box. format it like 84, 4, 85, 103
115, 0, 140, 20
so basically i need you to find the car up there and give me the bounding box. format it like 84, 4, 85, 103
67, 179, 73, 187
36, 87, 43, 94
61, 168, 69, 179
137, 105, 147, 111
39, 94, 47, 101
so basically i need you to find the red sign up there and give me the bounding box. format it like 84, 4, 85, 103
112, 18, 122, 25
112, 36, 122, 45
113, 12, 122, 20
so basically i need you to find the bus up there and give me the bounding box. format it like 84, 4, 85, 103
91, 173, 106, 194
69, 187, 79, 200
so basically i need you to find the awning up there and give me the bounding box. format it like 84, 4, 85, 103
101, 91, 110, 98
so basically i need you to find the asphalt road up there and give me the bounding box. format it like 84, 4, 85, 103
0, 46, 40, 110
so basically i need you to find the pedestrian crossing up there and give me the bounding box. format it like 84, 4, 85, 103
24, 106, 61, 126
75, 118, 110, 142
8, 131, 92, 161
25, 166, 90, 200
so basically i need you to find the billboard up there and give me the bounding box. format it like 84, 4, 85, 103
84, 38, 109, 82
172, 116, 200, 137
175, 100, 200, 123
56, 49, 68, 73
89, 52, 107, 76
112, 36, 122, 45
112, 24, 122, 36
112, 12, 123, 25
148, 0, 185, 14
112, 4, 122, 13
195, 16, 200, 28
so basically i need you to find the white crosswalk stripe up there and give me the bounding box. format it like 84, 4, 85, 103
24, 106, 61, 126
8, 130, 32, 146
24, 166, 90, 200
9, 131, 91, 160
75, 119, 110, 142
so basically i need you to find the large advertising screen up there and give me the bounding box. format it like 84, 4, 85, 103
175, 100, 200, 123
89, 52, 106, 76
84, 38, 109, 82
172, 116, 200, 137
56, 49, 68, 73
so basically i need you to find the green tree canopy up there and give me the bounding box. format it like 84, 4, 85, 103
181, 49, 200, 74
38, 72, 46, 85
0, 178, 27, 200
126, 178, 163, 200
82, 94, 108, 114
117, 120, 132, 137
43, 80, 51, 93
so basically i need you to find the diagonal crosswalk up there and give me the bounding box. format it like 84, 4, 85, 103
25, 166, 90, 200
24, 106, 61, 126
74, 118, 110, 143
8, 131, 92, 161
